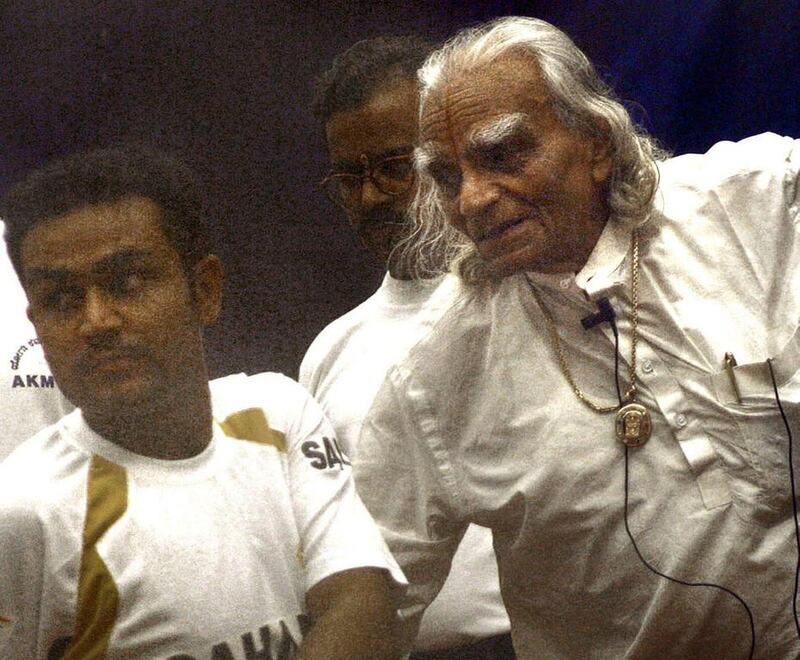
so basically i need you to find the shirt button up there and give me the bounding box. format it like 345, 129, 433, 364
641, 359, 653, 374
560, 277, 571, 289
676, 414, 688, 428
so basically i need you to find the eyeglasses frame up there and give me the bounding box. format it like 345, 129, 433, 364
320, 152, 416, 210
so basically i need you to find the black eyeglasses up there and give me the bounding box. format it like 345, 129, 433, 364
320, 152, 415, 211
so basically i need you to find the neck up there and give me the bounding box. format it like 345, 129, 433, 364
84, 378, 214, 460
554, 213, 608, 275
386, 251, 415, 280
387, 264, 414, 280
387, 254, 444, 281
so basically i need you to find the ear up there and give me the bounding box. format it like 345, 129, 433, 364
191, 254, 224, 326
587, 127, 613, 185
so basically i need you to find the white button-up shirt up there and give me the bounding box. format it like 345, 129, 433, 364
355, 133, 800, 659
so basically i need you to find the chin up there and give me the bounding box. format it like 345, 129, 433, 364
82, 377, 160, 413
487, 263, 525, 280
485, 251, 539, 279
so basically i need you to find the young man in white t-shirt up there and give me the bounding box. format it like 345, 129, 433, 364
0, 145, 405, 659
300, 37, 513, 659
0, 220, 72, 460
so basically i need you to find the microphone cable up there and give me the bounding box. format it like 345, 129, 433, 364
766, 357, 800, 640
605, 311, 756, 660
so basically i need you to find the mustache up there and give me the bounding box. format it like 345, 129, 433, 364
76, 343, 151, 375
358, 207, 409, 230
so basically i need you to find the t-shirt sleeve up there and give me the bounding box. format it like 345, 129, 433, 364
269, 374, 407, 593
0, 480, 44, 658
298, 326, 335, 396
297, 345, 318, 393
354, 366, 467, 630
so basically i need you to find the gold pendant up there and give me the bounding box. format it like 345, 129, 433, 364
615, 402, 652, 447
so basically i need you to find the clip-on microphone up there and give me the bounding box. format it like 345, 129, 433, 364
581, 297, 616, 330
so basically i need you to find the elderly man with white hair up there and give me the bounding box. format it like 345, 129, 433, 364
354, 15, 800, 660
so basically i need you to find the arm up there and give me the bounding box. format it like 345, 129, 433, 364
295, 567, 402, 660
274, 375, 408, 656
0, 482, 44, 659
354, 367, 468, 647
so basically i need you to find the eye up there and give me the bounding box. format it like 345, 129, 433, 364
107, 270, 147, 297
477, 143, 525, 172
475, 135, 536, 174
428, 165, 462, 200
40, 286, 83, 314
480, 146, 516, 170
336, 175, 361, 196
375, 157, 413, 182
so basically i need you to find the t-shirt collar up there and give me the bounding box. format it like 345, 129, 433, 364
383, 271, 446, 306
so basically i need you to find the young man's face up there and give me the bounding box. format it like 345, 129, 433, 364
325, 78, 419, 267
21, 196, 222, 419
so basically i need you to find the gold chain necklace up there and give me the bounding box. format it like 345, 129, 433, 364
526, 229, 651, 447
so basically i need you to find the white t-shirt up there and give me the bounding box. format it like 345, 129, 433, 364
0, 371, 405, 659
300, 272, 510, 650
1, 221, 73, 460
355, 133, 800, 659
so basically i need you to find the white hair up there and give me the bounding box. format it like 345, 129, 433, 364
401, 16, 668, 285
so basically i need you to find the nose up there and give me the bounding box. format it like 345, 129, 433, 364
458, 168, 500, 220
359, 176, 390, 210
79, 287, 122, 339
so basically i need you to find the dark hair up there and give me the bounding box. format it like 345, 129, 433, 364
1, 144, 211, 279
312, 35, 434, 123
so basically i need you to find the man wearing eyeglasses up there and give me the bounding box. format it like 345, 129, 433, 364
299, 36, 513, 659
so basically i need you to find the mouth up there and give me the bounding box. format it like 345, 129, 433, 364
81, 348, 146, 375
358, 214, 408, 231
359, 220, 407, 232
477, 216, 528, 243
356, 218, 409, 248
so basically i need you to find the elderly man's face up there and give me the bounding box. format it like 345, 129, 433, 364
419, 54, 612, 277
325, 78, 419, 269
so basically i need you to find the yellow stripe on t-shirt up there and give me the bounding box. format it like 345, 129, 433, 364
64, 455, 127, 660
217, 407, 286, 452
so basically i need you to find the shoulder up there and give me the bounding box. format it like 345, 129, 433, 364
389, 275, 525, 395
0, 416, 87, 520
299, 285, 386, 388
211, 372, 328, 444
654, 133, 800, 234
212, 371, 313, 410
659, 133, 799, 189
299, 274, 461, 392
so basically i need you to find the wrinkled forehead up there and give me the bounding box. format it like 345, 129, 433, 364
419, 53, 551, 156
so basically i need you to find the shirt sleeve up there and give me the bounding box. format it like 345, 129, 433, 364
0, 481, 45, 659
275, 374, 407, 593
787, 136, 800, 222
354, 366, 468, 630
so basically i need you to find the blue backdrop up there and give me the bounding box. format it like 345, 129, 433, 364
1, 1, 798, 376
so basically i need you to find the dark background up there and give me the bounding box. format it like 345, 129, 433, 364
2, 1, 798, 379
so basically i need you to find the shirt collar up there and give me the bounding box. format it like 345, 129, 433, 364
523, 220, 631, 301
574, 219, 631, 300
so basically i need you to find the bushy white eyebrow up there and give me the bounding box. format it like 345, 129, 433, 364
469, 112, 531, 148
414, 112, 532, 176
